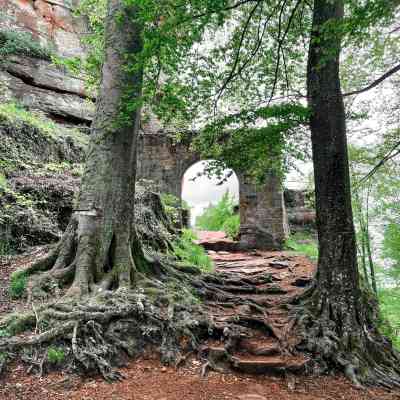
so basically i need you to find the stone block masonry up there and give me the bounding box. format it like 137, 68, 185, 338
137, 132, 289, 250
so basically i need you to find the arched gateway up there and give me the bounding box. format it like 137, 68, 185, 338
137, 129, 289, 250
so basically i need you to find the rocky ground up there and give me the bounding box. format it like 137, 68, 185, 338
1, 232, 400, 399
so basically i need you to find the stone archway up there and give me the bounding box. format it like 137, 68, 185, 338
181, 160, 240, 227
137, 131, 289, 250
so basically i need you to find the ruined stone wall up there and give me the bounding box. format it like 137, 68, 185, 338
284, 189, 316, 233
137, 133, 197, 198
137, 132, 289, 250
239, 173, 290, 249
0, 0, 94, 124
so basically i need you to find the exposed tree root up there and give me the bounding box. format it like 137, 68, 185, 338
291, 284, 400, 388
0, 189, 220, 380
0, 285, 211, 381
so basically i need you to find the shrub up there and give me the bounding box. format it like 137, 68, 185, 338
285, 232, 318, 260
172, 229, 213, 272
223, 214, 240, 239
383, 223, 400, 283
9, 270, 27, 299
0, 30, 52, 60
196, 191, 239, 238
379, 288, 400, 350
47, 347, 65, 364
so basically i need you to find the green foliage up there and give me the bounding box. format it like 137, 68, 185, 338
285, 232, 318, 260
172, 229, 213, 272
160, 193, 190, 226
0, 102, 58, 138
196, 191, 238, 236
0, 30, 52, 60
193, 103, 311, 183
67, 0, 398, 184
0, 173, 7, 189
0, 238, 13, 257
9, 270, 28, 299
0, 330, 10, 338
379, 288, 400, 350
222, 214, 240, 239
383, 223, 400, 283
1, 312, 36, 336
161, 193, 190, 211
47, 347, 66, 364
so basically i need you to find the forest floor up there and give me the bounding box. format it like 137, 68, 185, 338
1, 232, 400, 399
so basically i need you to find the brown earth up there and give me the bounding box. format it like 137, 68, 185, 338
1, 231, 400, 399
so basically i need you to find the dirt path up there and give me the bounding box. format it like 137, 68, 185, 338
1, 233, 400, 399
197, 232, 314, 376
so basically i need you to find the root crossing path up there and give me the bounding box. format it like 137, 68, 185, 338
2, 234, 400, 399
196, 231, 315, 376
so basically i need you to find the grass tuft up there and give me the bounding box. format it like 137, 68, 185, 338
172, 229, 213, 272
47, 347, 65, 364
0, 30, 52, 60
9, 270, 28, 299
285, 232, 318, 260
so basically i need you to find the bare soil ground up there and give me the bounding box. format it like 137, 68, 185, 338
2, 357, 400, 400
1, 232, 400, 400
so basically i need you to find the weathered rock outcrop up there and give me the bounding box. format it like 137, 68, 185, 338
0, 101, 86, 252
0, 67, 94, 124
284, 189, 316, 232
0, 0, 93, 125
0, 0, 86, 58
0, 55, 93, 124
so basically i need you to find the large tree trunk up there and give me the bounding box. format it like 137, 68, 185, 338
69, 0, 143, 296
308, 0, 360, 329
0, 2, 210, 379
297, 0, 400, 387
25, 0, 145, 297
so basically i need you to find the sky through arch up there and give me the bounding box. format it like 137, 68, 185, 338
182, 161, 239, 226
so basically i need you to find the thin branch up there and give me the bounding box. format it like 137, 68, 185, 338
267, 0, 303, 105
213, 1, 262, 112
232, 4, 277, 84
267, 0, 287, 106
186, 0, 261, 21
359, 140, 400, 183
343, 63, 400, 97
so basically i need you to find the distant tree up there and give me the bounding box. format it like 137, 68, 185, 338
196, 191, 239, 236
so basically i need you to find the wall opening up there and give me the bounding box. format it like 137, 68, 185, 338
181, 161, 240, 237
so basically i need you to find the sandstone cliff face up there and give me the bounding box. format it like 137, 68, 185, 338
0, 0, 85, 58
0, 0, 93, 124
0, 0, 92, 251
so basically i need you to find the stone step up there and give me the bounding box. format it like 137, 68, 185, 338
240, 339, 281, 356
231, 355, 309, 374
231, 355, 286, 374
291, 276, 313, 287
215, 259, 269, 269
198, 240, 240, 252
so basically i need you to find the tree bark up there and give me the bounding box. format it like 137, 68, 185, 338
69, 0, 143, 296
25, 0, 145, 297
300, 0, 400, 387
308, 0, 361, 319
